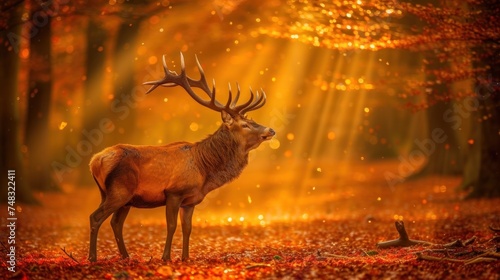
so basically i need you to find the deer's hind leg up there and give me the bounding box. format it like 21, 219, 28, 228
89, 172, 136, 262
111, 206, 131, 259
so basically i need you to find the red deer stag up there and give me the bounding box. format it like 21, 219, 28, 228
88, 53, 275, 262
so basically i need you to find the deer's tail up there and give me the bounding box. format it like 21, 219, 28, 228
89, 147, 122, 193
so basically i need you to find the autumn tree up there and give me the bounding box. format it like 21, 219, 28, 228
251, 0, 500, 198
110, 13, 142, 144
79, 0, 166, 185
109, 0, 165, 142
78, 17, 109, 185
406, 55, 464, 179
397, 0, 500, 197
25, 0, 60, 192
0, 1, 37, 203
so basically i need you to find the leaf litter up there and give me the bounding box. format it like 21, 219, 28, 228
1, 175, 499, 279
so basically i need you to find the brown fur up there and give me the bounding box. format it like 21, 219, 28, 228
88, 53, 276, 262
193, 125, 248, 187
88, 113, 274, 262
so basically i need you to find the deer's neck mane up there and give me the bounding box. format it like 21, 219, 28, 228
194, 126, 248, 188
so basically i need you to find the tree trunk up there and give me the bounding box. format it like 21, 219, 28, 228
0, 4, 37, 203
409, 50, 463, 179
409, 102, 463, 178
111, 18, 142, 140
79, 18, 109, 186
460, 0, 500, 198
25, 8, 58, 191
462, 50, 500, 198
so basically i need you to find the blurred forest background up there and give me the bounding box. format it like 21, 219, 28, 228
0, 0, 499, 215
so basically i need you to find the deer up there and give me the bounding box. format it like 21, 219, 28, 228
88, 53, 275, 262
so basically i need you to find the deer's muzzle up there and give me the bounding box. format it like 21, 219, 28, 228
262, 128, 276, 140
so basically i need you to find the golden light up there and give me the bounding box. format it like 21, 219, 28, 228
189, 122, 199, 132
20, 48, 30, 58
12, 0, 500, 277
58, 122, 67, 130
327, 132, 336, 140
148, 56, 158, 64
269, 138, 280, 149
137, 46, 147, 55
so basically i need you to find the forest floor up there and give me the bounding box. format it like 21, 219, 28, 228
1, 161, 500, 279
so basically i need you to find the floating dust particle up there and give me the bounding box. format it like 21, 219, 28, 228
190, 122, 199, 131
59, 122, 67, 130
327, 132, 336, 140
269, 138, 280, 149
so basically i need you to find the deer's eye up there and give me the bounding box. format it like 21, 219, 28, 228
242, 123, 250, 129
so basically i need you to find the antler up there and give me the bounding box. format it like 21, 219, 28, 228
143, 52, 266, 116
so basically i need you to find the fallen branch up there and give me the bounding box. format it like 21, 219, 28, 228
418, 248, 453, 257
416, 250, 500, 265
488, 225, 500, 243
377, 221, 478, 249
454, 249, 484, 257
489, 225, 500, 233
245, 263, 271, 270
464, 257, 497, 265
377, 221, 433, 249
463, 236, 477, 246
415, 252, 463, 263
488, 236, 500, 243
361, 249, 378, 257
60, 247, 80, 264
477, 251, 500, 259
378, 222, 499, 265
442, 236, 477, 248
322, 253, 351, 259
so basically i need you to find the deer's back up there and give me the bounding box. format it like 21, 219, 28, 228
90, 142, 205, 206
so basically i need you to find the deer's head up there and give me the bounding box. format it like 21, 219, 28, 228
144, 53, 275, 153
221, 111, 275, 153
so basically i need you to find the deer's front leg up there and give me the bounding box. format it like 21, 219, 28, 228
162, 195, 182, 261
180, 206, 195, 261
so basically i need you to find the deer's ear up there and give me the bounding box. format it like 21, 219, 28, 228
221, 111, 234, 126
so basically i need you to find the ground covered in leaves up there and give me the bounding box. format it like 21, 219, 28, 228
1, 162, 500, 279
